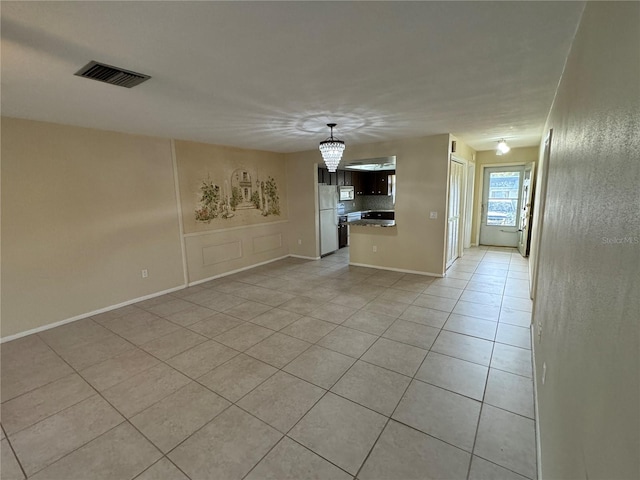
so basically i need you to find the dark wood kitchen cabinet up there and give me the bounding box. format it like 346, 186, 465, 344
355, 171, 391, 195
318, 167, 326, 184
318, 167, 337, 185
319, 168, 394, 195
343, 170, 353, 186
319, 168, 354, 187
352, 171, 364, 195
338, 222, 348, 248
373, 171, 388, 195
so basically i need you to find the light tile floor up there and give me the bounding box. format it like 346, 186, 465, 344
0, 246, 536, 480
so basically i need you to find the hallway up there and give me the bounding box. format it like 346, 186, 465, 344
1, 247, 536, 480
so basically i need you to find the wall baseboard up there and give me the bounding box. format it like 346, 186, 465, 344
3, 253, 439, 343
531, 325, 543, 479
348, 262, 444, 278
0, 285, 186, 344
1, 254, 298, 344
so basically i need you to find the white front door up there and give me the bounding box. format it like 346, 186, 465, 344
480, 165, 525, 247
446, 160, 465, 268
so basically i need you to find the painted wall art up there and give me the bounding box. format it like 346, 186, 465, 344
195, 169, 281, 223
175, 139, 287, 233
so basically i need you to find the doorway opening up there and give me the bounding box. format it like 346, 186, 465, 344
479, 165, 525, 248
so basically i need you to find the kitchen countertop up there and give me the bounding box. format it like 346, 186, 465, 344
348, 219, 396, 227
342, 209, 395, 215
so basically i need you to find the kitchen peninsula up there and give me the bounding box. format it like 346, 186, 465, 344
348, 214, 399, 270
349, 219, 395, 227
348, 210, 396, 227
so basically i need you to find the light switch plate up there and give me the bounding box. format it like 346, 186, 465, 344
430, 211, 438, 219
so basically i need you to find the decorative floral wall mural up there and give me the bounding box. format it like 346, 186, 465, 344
195, 169, 280, 223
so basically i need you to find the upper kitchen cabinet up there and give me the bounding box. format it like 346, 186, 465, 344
318, 167, 337, 185
344, 156, 397, 196
343, 170, 353, 186
353, 171, 364, 195
373, 171, 390, 195
354, 170, 395, 195
320, 156, 396, 196
318, 167, 354, 186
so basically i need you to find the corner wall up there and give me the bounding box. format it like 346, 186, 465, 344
1, 119, 292, 340
532, 3, 639, 478
286, 134, 451, 275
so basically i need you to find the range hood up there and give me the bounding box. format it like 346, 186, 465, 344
343, 156, 396, 171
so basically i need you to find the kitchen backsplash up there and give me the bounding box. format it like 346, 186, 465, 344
359, 195, 394, 211
339, 195, 394, 214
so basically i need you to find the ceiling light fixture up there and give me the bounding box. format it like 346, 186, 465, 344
319, 123, 345, 172
496, 139, 511, 156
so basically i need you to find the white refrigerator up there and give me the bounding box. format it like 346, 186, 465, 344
318, 185, 338, 256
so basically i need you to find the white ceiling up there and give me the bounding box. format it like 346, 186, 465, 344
1, 1, 584, 153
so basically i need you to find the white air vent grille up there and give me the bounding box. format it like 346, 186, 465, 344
75, 61, 150, 88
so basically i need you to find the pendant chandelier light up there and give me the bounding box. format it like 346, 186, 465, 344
496, 139, 511, 156
319, 123, 345, 172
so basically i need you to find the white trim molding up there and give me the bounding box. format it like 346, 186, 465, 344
348, 262, 444, 277
531, 325, 543, 479
289, 254, 321, 260
0, 285, 185, 344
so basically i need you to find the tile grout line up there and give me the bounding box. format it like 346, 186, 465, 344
239, 286, 421, 480
24, 339, 189, 479
352, 280, 468, 480
5, 247, 535, 479
1, 423, 29, 480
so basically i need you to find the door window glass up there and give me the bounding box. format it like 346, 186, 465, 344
487, 172, 521, 226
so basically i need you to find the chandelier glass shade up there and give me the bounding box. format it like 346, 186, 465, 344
319, 123, 345, 172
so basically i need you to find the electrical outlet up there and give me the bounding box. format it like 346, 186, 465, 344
297, 239, 302, 245
372, 245, 377, 253
430, 211, 438, 219
141, 269, 148, 278
542, 362, 547, 385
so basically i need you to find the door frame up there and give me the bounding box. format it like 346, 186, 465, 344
464, 162, 476, 249
530, 130, 553, 299
517, 162, 537, 256
445, 155, 469, 270
474, 161, 529, 247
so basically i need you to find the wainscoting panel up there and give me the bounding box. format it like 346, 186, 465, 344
184, 222, 289, 283
202, 241, 242, 266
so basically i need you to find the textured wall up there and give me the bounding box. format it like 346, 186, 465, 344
532, 3, 640, 478
1, 118, 185, 338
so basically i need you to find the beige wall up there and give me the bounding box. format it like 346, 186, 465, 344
1, 118, 185, 338
286, 134, 452, 275
1, 120, 293, 339
471, 146, 539, 245
450, 134, 476, 164
174, 140, 289, 283
532, 2, 639, 478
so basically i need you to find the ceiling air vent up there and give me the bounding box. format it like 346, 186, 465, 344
74, 61, 151, 88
